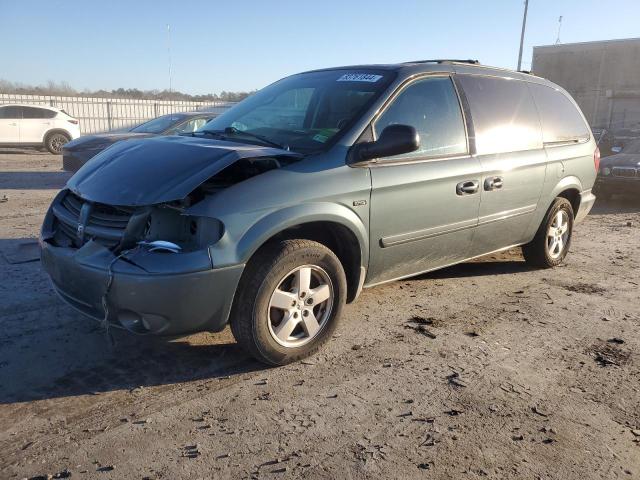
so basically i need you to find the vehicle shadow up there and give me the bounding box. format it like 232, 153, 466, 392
414, 258, 532, 281
0, 171, 71, 190
0, 148, 55, 156
589, 195, 640, 215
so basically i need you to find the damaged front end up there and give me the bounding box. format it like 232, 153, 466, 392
40, 135, 302, 335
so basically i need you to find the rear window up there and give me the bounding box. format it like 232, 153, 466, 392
457, 75, 542, 155
528, 83, 590, 144
22, 106, 57, 119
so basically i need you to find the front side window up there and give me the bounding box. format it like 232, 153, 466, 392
171, 117, 210, 134
457, 75, 542, 155
130, 114, 186, 134
202, 69, 395, 154
528, 83, 590, 144
373, 76, 467, 160
0, 106, 23, 119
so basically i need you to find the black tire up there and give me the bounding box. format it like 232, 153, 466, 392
230, 239, 347, 365
522, 197, 574, 268
45, 132, 70, 154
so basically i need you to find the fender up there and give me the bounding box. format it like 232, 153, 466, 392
43, 128, 73, 143
523, 174, 584, 242
549, 174, 584, 200
208, 202, 369, 271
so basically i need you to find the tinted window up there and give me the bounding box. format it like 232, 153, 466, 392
457, 75, 542, 154
622, 139, 640, 154
130, 114, 187, 134
171, 117, 210, 134
22, 106, 57, 119
374, 76, 467, 159
528, 83, 590, 144
0, 106, 23, 119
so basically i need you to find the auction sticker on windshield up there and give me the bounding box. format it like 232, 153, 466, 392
337, 73, 383, 82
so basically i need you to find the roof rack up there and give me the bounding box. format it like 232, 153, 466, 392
404, 59, 480, 65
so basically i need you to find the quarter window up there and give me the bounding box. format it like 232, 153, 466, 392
374, 76, 467, 159
457, 75, 542, 155
528, 83, 590, 144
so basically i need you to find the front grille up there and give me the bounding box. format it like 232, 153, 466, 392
612, 167, 638, 178
52, 191, 134, 249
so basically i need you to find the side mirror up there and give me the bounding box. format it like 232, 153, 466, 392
350, 124, 420, 163
611, 146, 622, 154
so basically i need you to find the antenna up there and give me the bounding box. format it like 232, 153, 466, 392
555, 16, 563, 44
167, 24, 172, 95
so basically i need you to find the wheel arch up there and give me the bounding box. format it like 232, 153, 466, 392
550, 175, 584, 216
228, 204, 369, 303
43, 128, 72, 143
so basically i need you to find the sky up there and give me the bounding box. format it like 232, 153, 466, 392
0, 0, 638, 95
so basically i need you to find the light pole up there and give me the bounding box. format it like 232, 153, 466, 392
517, 0, 529, 71
167, 24, 172, 95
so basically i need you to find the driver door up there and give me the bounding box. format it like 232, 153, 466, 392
366, 76, 482, 285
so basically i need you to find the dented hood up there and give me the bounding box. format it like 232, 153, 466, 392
67, 135, 300, 206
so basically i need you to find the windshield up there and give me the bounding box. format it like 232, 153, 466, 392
622, 139, 640, 154
130, 114, 186, 134
200, 69, 395, 154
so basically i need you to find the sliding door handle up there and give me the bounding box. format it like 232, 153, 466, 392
484, 176, 504, 191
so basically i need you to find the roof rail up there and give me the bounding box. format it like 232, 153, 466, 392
404, 59, 480, 65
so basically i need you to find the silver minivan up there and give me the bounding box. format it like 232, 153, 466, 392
41, 60, 598, 364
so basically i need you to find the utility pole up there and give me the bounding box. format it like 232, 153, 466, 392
555, 16, 563, 44
167, 24, 172, 95
517, 0, 529, 71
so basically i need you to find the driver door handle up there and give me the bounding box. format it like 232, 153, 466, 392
456, 180, 480, 195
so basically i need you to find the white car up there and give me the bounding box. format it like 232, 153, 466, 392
0, 104, 80, 154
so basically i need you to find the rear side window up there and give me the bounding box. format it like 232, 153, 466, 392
22, 107, 57, 119
374, 76, 467, 159
457, 75, 542, 155
0, 106, 23, 119
528, 83, 590, 144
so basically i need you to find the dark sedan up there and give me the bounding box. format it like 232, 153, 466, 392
594, 138, 640, 200
62, 112, 215, 172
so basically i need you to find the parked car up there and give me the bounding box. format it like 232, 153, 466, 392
62, 112, 215, 172
594, 138, 640, 200
41, 60, 598, 365
0, 104, 80, 153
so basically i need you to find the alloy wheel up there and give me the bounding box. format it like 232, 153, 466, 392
267, 265, 334, 348
546, 210, 570, 259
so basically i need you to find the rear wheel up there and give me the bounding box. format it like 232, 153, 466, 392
45, 132, 70, 154
230, 239, 347, 365
522, 197, 574, 268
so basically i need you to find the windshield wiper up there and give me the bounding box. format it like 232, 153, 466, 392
223, 126, 289, 151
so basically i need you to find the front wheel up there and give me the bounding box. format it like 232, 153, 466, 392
522, 197, 574, 268
45, 132, 70, 154
230, 239, 347, 365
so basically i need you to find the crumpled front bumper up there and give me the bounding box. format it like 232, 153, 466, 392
40, 239, 244, 335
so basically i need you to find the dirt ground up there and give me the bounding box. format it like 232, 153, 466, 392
0, 149, 639, 480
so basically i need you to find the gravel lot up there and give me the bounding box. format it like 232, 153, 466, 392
0, 149, 639, 479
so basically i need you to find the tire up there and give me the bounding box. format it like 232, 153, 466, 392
230, 239, 347, 365
522, 197, 574, 268
45, 132, 70, 154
